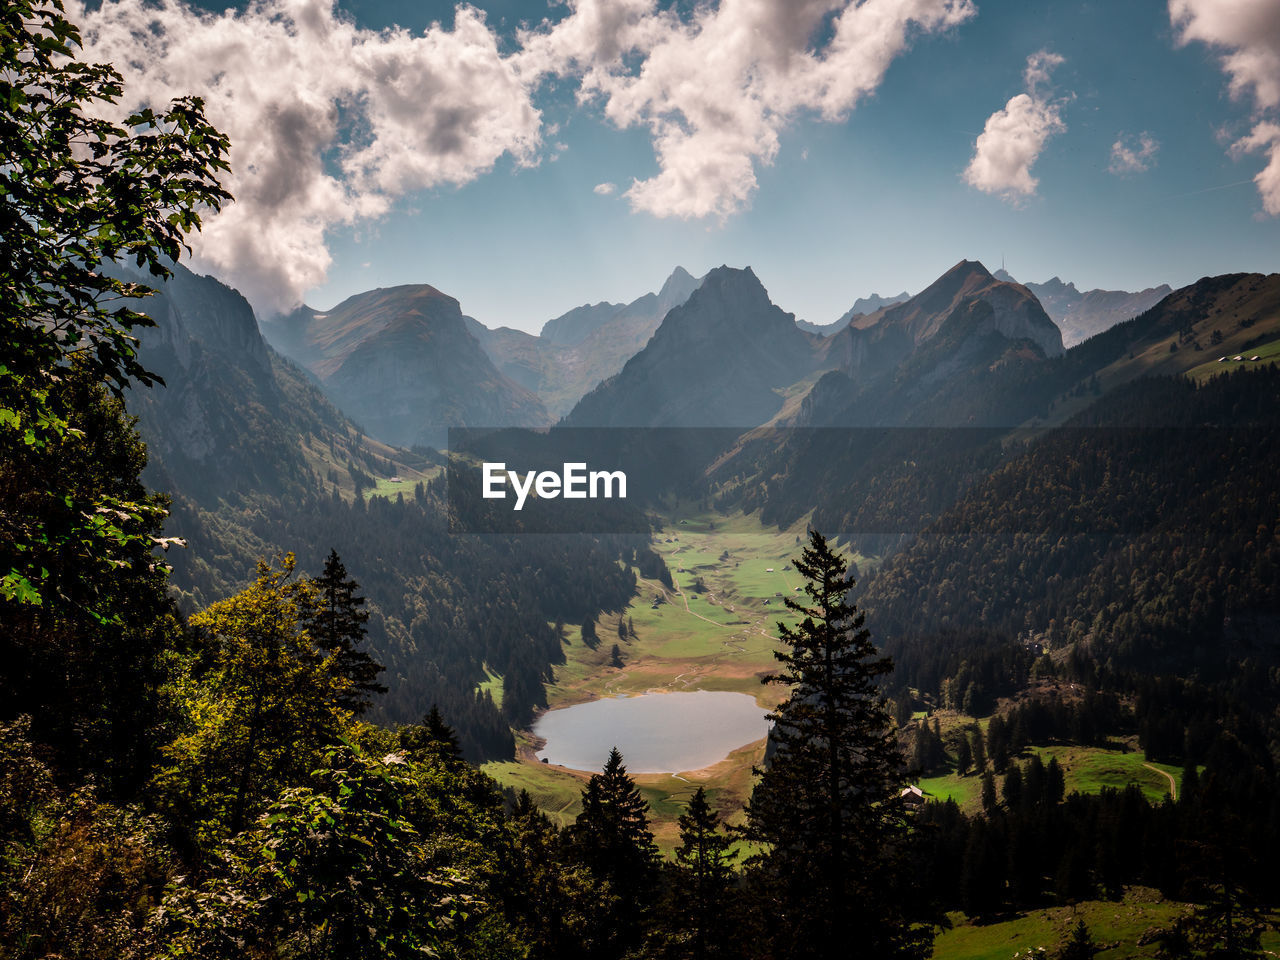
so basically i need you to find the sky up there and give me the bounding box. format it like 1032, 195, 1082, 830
72, 0, 1280, 333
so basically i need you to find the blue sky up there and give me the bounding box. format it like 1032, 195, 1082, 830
77, 0, 1280, 332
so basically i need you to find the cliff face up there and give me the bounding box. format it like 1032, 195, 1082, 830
121, 263, 351, 504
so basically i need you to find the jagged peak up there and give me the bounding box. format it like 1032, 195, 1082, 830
658, 265, 697, 299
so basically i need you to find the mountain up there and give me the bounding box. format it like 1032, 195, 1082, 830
264, 285, 550, 448
118, 264, 641, 757
725, 269, 1280, 543
563, 266, 823, 428
462, 266, 703, 417
1019, 276, 1172, 347
120, 263, 433, 509
799, 290, 912, 336
802, 260, 1064, 425
539, 301, 627, 346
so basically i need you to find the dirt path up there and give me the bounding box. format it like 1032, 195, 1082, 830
1143, 762, 1178, 801
663, 576, 734, 629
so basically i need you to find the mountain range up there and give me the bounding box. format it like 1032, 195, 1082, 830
464, 266, 703, 417
117, 251, 1280, 757
992, 270, 1172, 347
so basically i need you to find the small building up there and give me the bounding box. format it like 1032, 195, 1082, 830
900, 785, 926, 809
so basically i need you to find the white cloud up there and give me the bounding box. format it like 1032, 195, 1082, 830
73, 0, 542, 314
593, 182, 617, 195
68, 0, 980, 307
1109, 132, 1160, 175
1170, 0, 1280, 111
1231, 121, 1280, 215
1022, 48, 1063, 94
1170, 0, 1280, 215
517, 0, 977, 221
963, 51, 1067, 200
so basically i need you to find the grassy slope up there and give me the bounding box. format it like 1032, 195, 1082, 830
916, 740, 1181, 814
934, 887, 1280, 959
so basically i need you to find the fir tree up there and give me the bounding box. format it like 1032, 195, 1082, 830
1059, 919, 1098, 960
743, 530, 931, 958
303, 549, 386, 713
955, 734, 973, 776
671, 787, 736, 960
571, 748, 659, 957
981, 770, 998, 818
400, 705, 464, 767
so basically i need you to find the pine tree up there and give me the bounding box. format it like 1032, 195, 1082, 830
400, 705, 464, 767
571, 748, 659, 956
671, 787, 736, 960
955, 733, 973, 776
1059, 919, 1098, 960
743, 530, 931, 958
303, 549, 386, 712
970, 726, 988, 772
981, 770, 998, 818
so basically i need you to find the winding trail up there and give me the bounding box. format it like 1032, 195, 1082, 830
1143, 762, 1178, 800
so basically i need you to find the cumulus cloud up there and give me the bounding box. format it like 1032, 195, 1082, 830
516, 0, 977, 221
69, 0, 979, 308
1231, 121, 1280, 215
1109, 132, 1160, 175
72, 0, 542, 314
963, 50, 1067, 200
1170, 0, 1280, 214
1170, 0, 1280, 110
593, 182, 617, 195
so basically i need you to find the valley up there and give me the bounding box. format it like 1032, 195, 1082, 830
13, 4, 1280, 953
485, 508, 817, 851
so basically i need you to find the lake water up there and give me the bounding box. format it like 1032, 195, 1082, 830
533, 690, 771, 773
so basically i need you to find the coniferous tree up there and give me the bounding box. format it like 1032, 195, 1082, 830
970, 726, 988, 772
303, 549, 386, 712
743, 530, 931, 958
955, 734, 973, 776
980, 770, 998, 818
670, 787, 736, 960
400, 705, 464, 767
570, 748, 659, 957
1059, 919, 1098, 960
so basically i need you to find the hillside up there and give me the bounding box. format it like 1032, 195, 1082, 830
860, 366, 1280, 676
118, 265, 643, 757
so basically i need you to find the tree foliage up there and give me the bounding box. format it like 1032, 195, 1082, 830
0, 0, 229, 608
